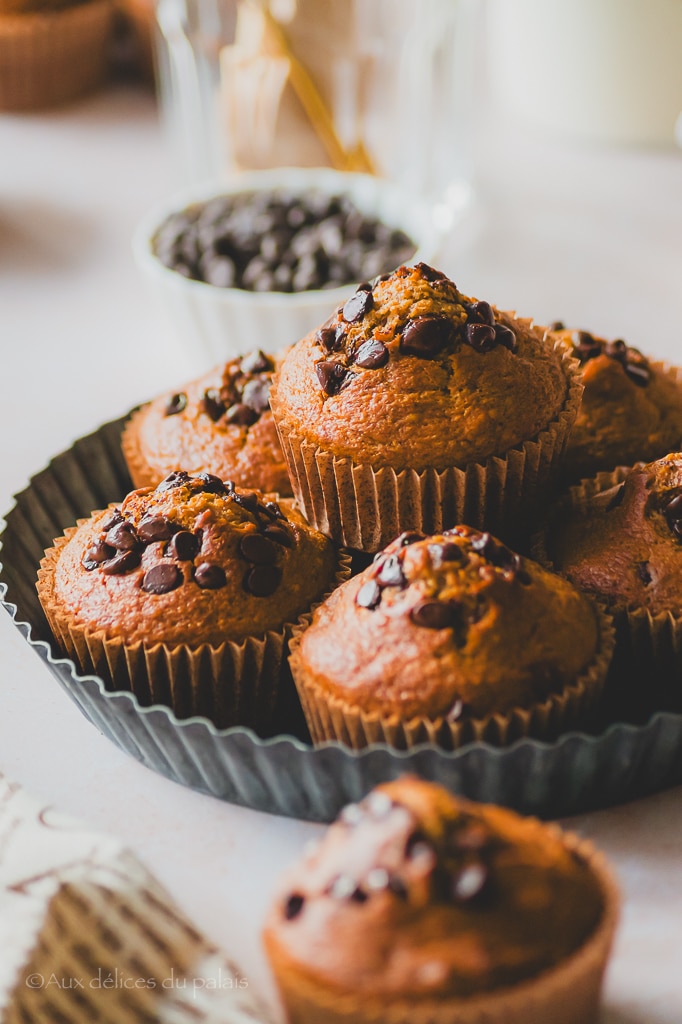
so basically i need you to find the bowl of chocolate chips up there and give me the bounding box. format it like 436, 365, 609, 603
133, 166, 442, 370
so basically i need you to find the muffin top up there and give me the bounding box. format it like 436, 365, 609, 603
295, 526, 600, 721
47, 472, 337, 646
270, 263, 570, 470
551, 326, 682, 482
124, 349, 291, 496
547, 453, 682, 617
264, 776, 605, 1000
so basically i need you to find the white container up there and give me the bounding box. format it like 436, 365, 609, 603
132, 166, 447, 371
488, 0, 682, 147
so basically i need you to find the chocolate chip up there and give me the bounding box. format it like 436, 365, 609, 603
624, 362, 651, 387
233, 490, 259, 512
342, 288, 373, 323
397, 531, 425, 547
494, 324, 517, 352
164, 392, 187, 416
350, 887, 368, 903
516, 569, 532, 586
101, 550, 141, 575
315, 326, 338, 352
606, 483, 625, 511
82, 541, 115, 570
244, 564, 282, 596
137, 516, 175, 543
466, 322, 497, 353
264, 500, 285, 520
106, 521, 140, 551
376, 554, 405, 588
334, 322, 347, 347
315, 360, 351, 396
168, 530, 200, 561
415, 263, 449, 283
666, 493, 682, 519
356, 579, 382, 609
239, 349, 271, 375
637, 561, 652, 585
141, 563, 182, 594
262, 523, 294, 547
241, 378, 271, 413
225, 402, 258, 427
400, 315, 453, 358
239, 533, 278, 564
101, 510, 124, 532
410, 601, 457, 629
284, 894, 304, 920
196, 472, 228, 495
156, 471, 191, 492
200, 388, 225, 422
354, 338, 389, 369
451, 863, 488, 903
605, 339, 627, 362
550, 320, 565, 331
465, 300, 494, 325
428, 541, 463, 568
194, 562, 227, 589
388, 875, 408, 900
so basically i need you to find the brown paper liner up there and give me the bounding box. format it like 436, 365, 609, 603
37, 522, 351, 733
0, 0, 114, 112
288, 600, 615, 751
267, 829, 619, 1024
121, 405, 160, 490
533, 465, 682, 722
274, 324, 584, 553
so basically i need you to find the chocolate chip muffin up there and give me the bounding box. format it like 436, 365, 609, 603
263, 777, 619, 1024
289, 526, 613, 749
540, 453, 682, 718
550, 324, 682, 483
36, 471, 346, 731
270, 263, 583, 552
122, 349, 291, 496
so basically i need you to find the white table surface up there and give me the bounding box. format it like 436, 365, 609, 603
1, 82, 682, 1023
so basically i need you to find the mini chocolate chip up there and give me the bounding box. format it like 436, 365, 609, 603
225, 403, 258, 427
168, 530, 200, 561
106, 521, 140, 551
164, 392, 187, 416
376, 554, 405, 588
263, 523, 294, 547
606, 483, 625, 511
465, 300, 494, 325
101, 549, 141, 575
101, 510, 124, 532
410, 601, 457, 629
356, 579, 382, 609
196, 472, 228, 495
137, 516, 175, 543
239, 349, 271, 375
354, 338, 389, 369
315, 326, 338, 352
141, 563, 182, 594
637, 561, 652, 585
494, 324, 517, 352
400, 315, 453, 357
315, 360, 351, 396
200, 388, 225, 422
284, 894, 304, 920
194, 562, 227, 589
451, 863, 488, 903
241, 378, 271, 413
466, 322, 497, 353
244, 564, 282, 596
624, 362, 651, 387
156, 471, 191, 492
342, 288, 373, 323
239, 532, 278, 564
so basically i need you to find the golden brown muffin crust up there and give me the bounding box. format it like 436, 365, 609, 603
123, 349, 291, 496
264, 777, 604, 999
552, 327, 682, 481
296, 527, 600, 721
50, 471, 337, 646
270, 264, 569, 470
547, 453, 682, 616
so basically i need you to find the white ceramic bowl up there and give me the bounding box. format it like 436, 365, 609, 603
132, 167, 446, 372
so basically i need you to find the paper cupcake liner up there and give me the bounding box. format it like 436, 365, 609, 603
269, 829, 619, 1024
120, 405, 159, 490
36, 520, 351, 733
5, 411, 682, 821
273, 324, 584, 552
533, 465, 682, 723
0, 0, 114, 112
288, 600, 615, 751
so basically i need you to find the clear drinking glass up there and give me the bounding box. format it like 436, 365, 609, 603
154, 0, 479, 225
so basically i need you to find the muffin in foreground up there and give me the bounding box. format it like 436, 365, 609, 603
540, 452, 682, 717
270, 262, 583, 551
122, 349, 291, 496
263, 776, 619, 1024
550, 324, 682, 483
289, 526, 613, 749
36, 471, 345, 731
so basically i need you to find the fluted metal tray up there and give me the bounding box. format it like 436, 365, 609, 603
2, 413, 682, 822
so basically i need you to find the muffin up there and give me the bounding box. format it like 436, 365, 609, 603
0, 0, 113, 112
263, 776, 619, 1024
270, 263, 583, 552
289, 525, 613, 749
550, 324, 682, 483
36, 471, 347, 731
540, 452, 682, 718
122, 349, 292, 496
